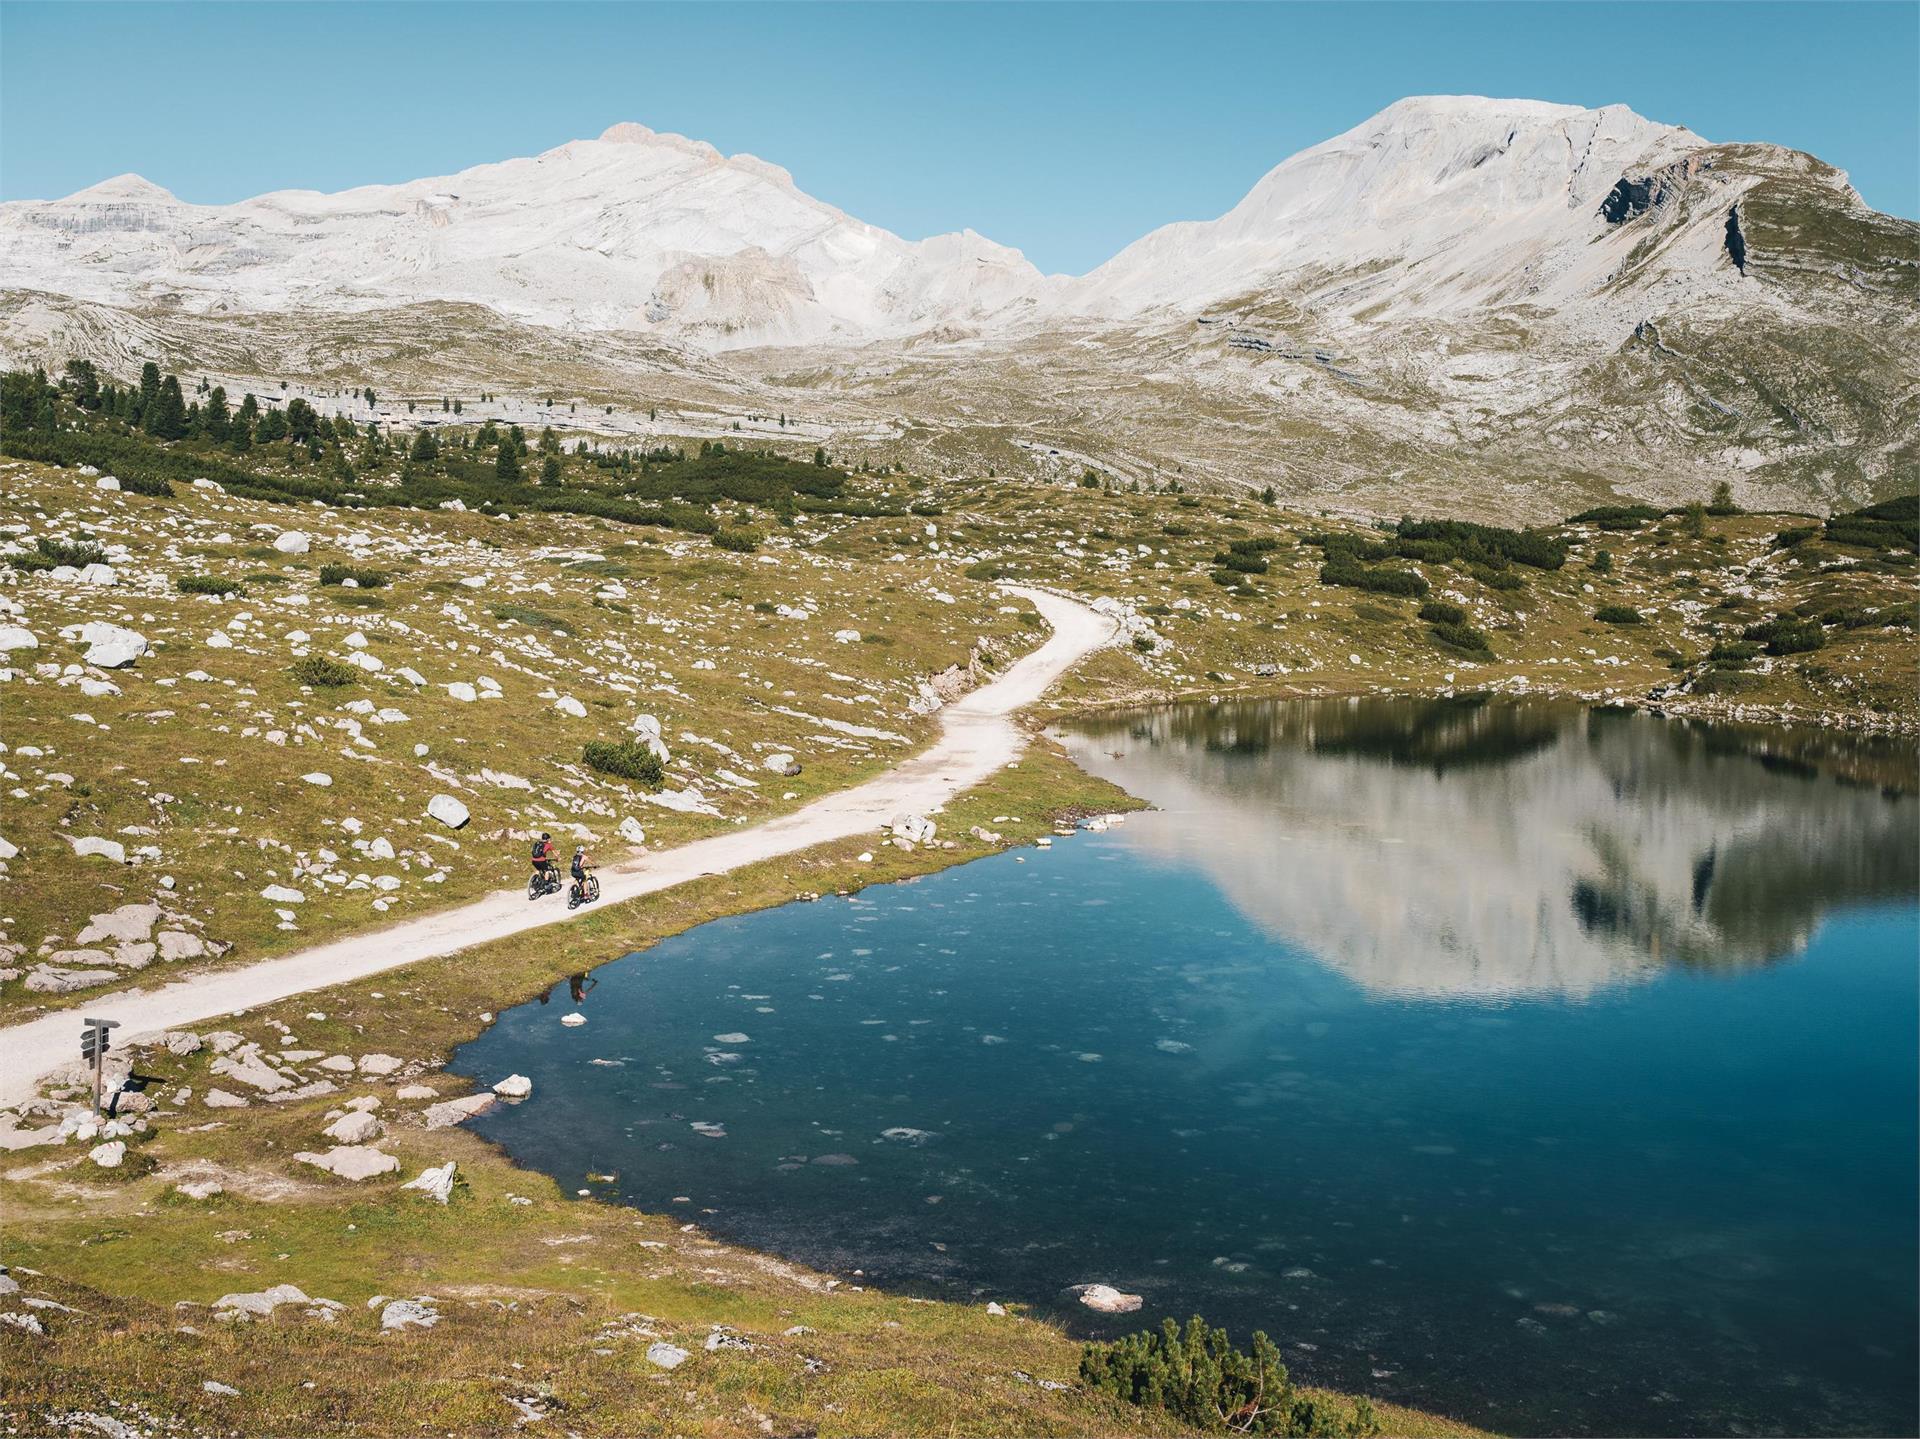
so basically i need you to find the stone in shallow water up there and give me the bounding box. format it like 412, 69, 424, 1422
1064, 1283, 1142, 1314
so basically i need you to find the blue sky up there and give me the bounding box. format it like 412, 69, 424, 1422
3, 2, 1914, 275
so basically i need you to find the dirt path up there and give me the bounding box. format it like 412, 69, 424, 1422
0, 587, 1113, 1108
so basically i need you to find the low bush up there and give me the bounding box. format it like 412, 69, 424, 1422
1430, 620, 1493, 655
1319, 559, 1429, 598
581, 739, 664, 787
1080, 1316, 1379, 1437
1742, 614, 1826, 654
490, 602, 572, 634
318, 563, 391, 587
1569, 504, 1664, 531
290, 655, 358, 687
176, 574, 242, 596
1417, 601, 1466, 626
711, 528, 759, 553
1594, 605, 1644, 625
8, 535, 107, 572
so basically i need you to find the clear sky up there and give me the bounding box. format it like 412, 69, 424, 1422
3, 1, 1914, 276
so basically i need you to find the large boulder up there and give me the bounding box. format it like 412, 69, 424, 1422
323, 1111, 383, 1144
69, 835, 127, 863
426, 794, 470, 829
71, 622, 147, 669
0, 625, 37, 654
76, 904, 161, 945
272, 531, 311, 555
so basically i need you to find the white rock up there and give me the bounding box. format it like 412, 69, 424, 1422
492, 1074, 532, 1100
89, 1139, 127, 1168
554, 695, 587, 718
0, 626, 37, 653
70, 836, 128, 864
763, 752, 801, 776
300, 772, 333, 787
203, 1088, 250, 1108
617, 817, 646, 845
560, 1012, 586, 1027
273, 531, 311, 555
73, 622, 147, 668
646, 1341, 690, 1370
202, 1381, 239, 1397
401, 1161, 457, 1204
426, 794, 469, 829
260, 884, 305, 904
357, 1053, 403, 1075
323, 1111, 382, 1144
380, 1298, 439, 1331
422, 1093, 498, 1129
0, 834, 16, 861
445, 681, 477, 702
1065, 1283, 1143, 1314
176, 1180, 225, 1200
78, 563, 117, 586
293, 1145, 399, 1181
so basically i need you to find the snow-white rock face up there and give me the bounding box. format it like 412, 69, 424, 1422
0, 123, 1052, 350
1058, 96, 1707, 322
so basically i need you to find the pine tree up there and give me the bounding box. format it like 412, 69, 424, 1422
145, 375, 189, 439
203, 386, 231, 441
496, 444, 521, 482
540, 453, 561, 486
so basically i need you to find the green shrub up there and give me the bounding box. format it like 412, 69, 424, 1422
1771, 525, 1819, 550
176, 574, 242, 596
581, 739, 664, 787
1590, 548, 1613, 574
1417, 601, 1466, 626
489, 602, 572, 634
1594, 605, 1644, 625
711, 528, 758, 553
1215, 550, 1269, 575
1319, 560, 1429, 598
1430, 620, 1493, 655
1708, 641, 1760, 668
290, 655, 358, 687
1131, 635, 1155, 653
964, 561, 1010, 581
1467, 563, 1526, 592
1569, 504, 1663, 531
1742, 615, 1826, 655
8, 535, 107, 572
318, 563, 391, 587
1392, 517, 1565, 570
1080, 1316, 1379, 1438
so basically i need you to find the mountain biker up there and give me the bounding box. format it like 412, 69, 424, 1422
570, 845, 594, 887
530, 832, 556, 890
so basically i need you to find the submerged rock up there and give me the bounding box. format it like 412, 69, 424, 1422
1064, 1283, 1143, 1314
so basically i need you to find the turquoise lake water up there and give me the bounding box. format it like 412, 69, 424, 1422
451, 699, 1918, 1436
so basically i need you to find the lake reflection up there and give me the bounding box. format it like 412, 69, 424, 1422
452, 699, 1918, 1438
1060, 697, 1918, 998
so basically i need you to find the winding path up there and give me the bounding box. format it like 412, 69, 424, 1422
0, 588, 1114, 1108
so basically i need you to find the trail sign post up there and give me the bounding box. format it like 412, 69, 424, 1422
81, 1018, 120, 1113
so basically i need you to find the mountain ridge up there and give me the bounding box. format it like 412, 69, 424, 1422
3, 95, 1914, 515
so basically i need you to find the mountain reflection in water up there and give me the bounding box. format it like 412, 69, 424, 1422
1060, 697, 1918, 999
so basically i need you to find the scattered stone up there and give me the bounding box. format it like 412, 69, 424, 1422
273, 530, 311, 555
176, 1181, 224, 1200
1064, 1283, 1143, 1314
357, 1053, 403, 1076
294, 1145, 400, 1181
213, 1284, 339, 1320
202, 1381, 239, 1397
395, 1084, 438, 1101
89, 1140, 127, 1168
69, 835, 128, 864
203, 1088, 250, 1109
422, 1093, 498, 1129
380, 1297, 439, 1332
323, 1111, 383, 1144
71, 622, 147, 669
75, 904, 160, 945
427, 794, 470, 829
645, 1341, 690, 1370
492, 1074, 532, 1100
401, 1161, 457, 1204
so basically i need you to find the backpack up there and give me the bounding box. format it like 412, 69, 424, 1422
530, 839, 548, 860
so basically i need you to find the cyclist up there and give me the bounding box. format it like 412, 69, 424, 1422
530, 832, 556, 891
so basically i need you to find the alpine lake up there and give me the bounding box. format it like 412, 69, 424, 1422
452, 696, 1918, 1437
